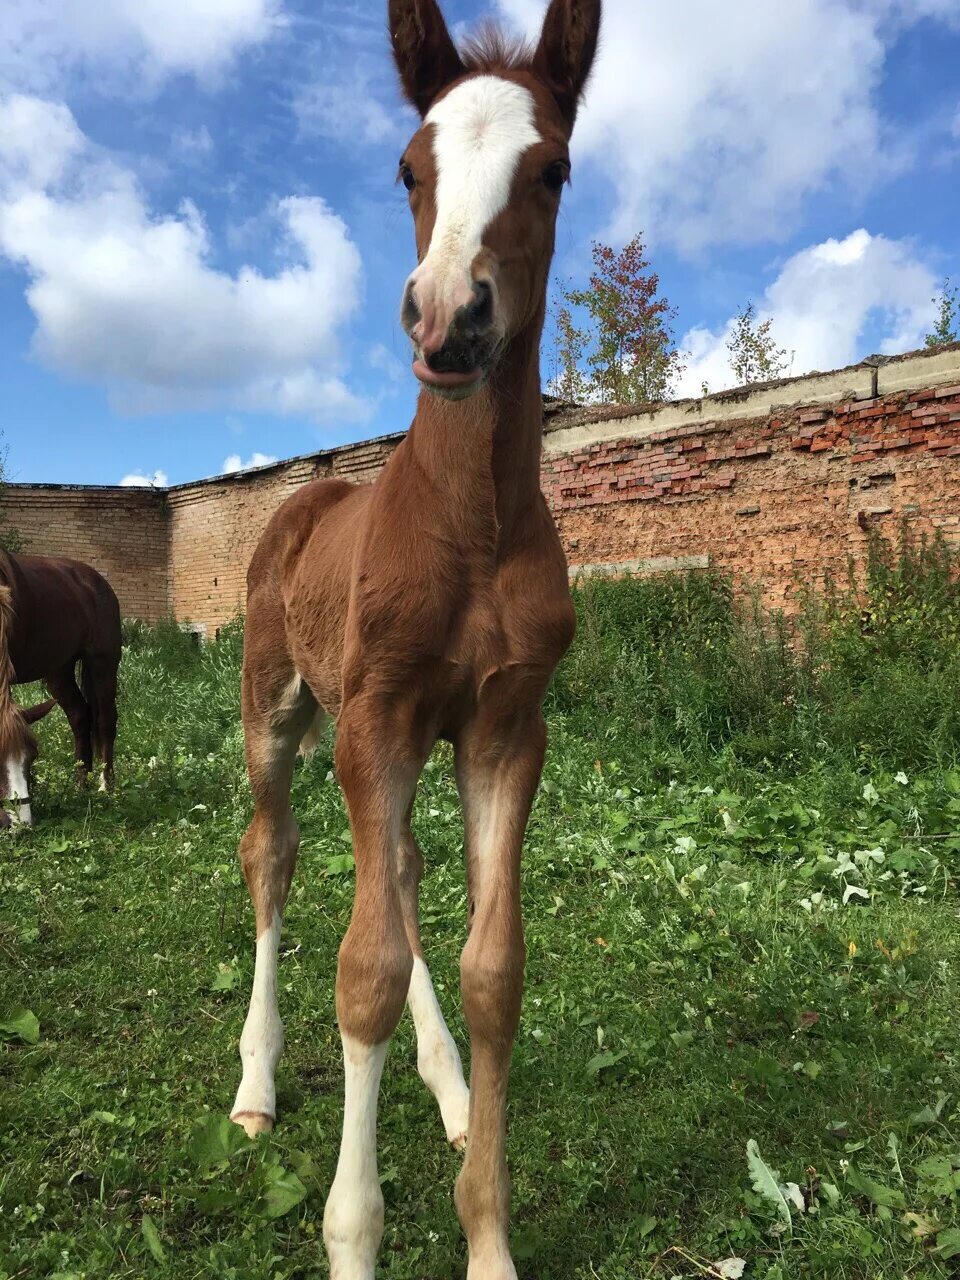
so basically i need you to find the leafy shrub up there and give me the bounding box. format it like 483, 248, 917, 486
553, 526, 960, 774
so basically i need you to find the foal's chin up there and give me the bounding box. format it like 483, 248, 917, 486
421, 372, 490, 402
411, 353, 499, 402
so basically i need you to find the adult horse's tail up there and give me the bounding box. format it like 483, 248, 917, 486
80, 657, 101, 764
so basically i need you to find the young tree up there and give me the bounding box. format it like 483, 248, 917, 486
549, 302, 589, 403
727, 302, 789, 385
925, 278, 958, 348
551, 234, 684, 405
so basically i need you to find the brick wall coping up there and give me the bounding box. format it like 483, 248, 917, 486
543, 343, 960, 457
6, 430, 407, 496
4, 483, 166, 497
9, 343, 959, 495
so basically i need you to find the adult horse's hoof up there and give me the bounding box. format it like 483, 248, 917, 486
230, 1110, 274, 1138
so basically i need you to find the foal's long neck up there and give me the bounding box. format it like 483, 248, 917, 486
408, 319, 544, 548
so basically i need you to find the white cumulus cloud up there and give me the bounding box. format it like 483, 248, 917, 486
677, 229, 938, 395
498, 0, 955, 252
222, 451, 278, 473
0, 95, 372, 425
120, 469, 168, 487
296, 70, 406, 149
291, 8, 415, 150
0, 0, 284, 95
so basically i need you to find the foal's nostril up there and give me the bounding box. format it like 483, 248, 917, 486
402, 281, 421, 332
464, 280, 494, 335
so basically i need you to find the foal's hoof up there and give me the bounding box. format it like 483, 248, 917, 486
440, 1086, 470, 1152
231, 1109, 274, 1138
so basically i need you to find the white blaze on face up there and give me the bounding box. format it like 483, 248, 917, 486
410, 76, 542, 347
6, 751, 32, 827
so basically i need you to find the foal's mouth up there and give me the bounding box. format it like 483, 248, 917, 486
412, 359, 485, 393
410, 339, 502, 401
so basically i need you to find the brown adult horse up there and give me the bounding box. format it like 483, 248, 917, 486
0, 550, 122, 826
229, 1, 601, 1274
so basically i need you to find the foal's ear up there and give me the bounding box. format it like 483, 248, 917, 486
22, 698, 56, 725
532, 0, 602, 128
389, 0, 465, 118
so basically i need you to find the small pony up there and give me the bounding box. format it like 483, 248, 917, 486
0, 550, 122, 826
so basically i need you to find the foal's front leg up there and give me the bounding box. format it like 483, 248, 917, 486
454, 711, 546, 1280
323, 701, 420, 1279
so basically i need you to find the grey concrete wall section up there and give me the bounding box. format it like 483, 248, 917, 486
569, 555, 711, 580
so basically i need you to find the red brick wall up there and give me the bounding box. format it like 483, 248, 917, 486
3, 354, 959, 628
168, 436, 401, 631
541, 382, 960, 608
1, 485, 169, 622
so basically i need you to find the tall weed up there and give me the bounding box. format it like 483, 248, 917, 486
553, 527, 960, 773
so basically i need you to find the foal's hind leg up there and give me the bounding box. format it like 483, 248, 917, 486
45, 664, 92, 780
231, 669, 316, 1138
397, 814, 470, 1148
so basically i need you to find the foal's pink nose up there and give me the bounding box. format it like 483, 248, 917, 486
403, 278, 497, 357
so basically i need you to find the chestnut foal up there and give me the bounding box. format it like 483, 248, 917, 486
230, 1, 600, 1274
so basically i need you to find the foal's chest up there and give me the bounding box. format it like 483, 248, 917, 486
434, 557, 574, 721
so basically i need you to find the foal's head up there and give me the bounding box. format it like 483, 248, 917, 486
391, 0, 601, 398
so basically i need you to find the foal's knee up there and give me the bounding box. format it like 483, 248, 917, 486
460, 926, 525, 1044
239, 813, 299, 924
336, 909, 413, 1045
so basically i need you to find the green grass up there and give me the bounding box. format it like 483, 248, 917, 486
2, 543, 960, 1279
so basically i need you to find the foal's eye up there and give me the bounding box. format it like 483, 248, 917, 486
542, 162, 569, 194
399, 163, 416, 192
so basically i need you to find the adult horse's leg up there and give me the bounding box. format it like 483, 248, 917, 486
454, 700, 546, 1280
397, 809, 470, 1149
323, 695, 421, 1279
85, 651, 120, 791
45, 664, 92, 781
230, 660, 316, 1137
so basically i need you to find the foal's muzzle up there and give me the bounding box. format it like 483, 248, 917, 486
402, 277, 501, 399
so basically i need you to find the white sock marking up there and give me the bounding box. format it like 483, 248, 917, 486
324, 1036, 389, 1280
231, 911, 283, 1126
6, 752, 32, 827
408, 956, 469, 1146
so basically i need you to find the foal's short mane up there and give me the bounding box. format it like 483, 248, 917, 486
459, 23, 534, 75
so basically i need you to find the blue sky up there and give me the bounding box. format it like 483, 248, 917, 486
1, 0, 958, 487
